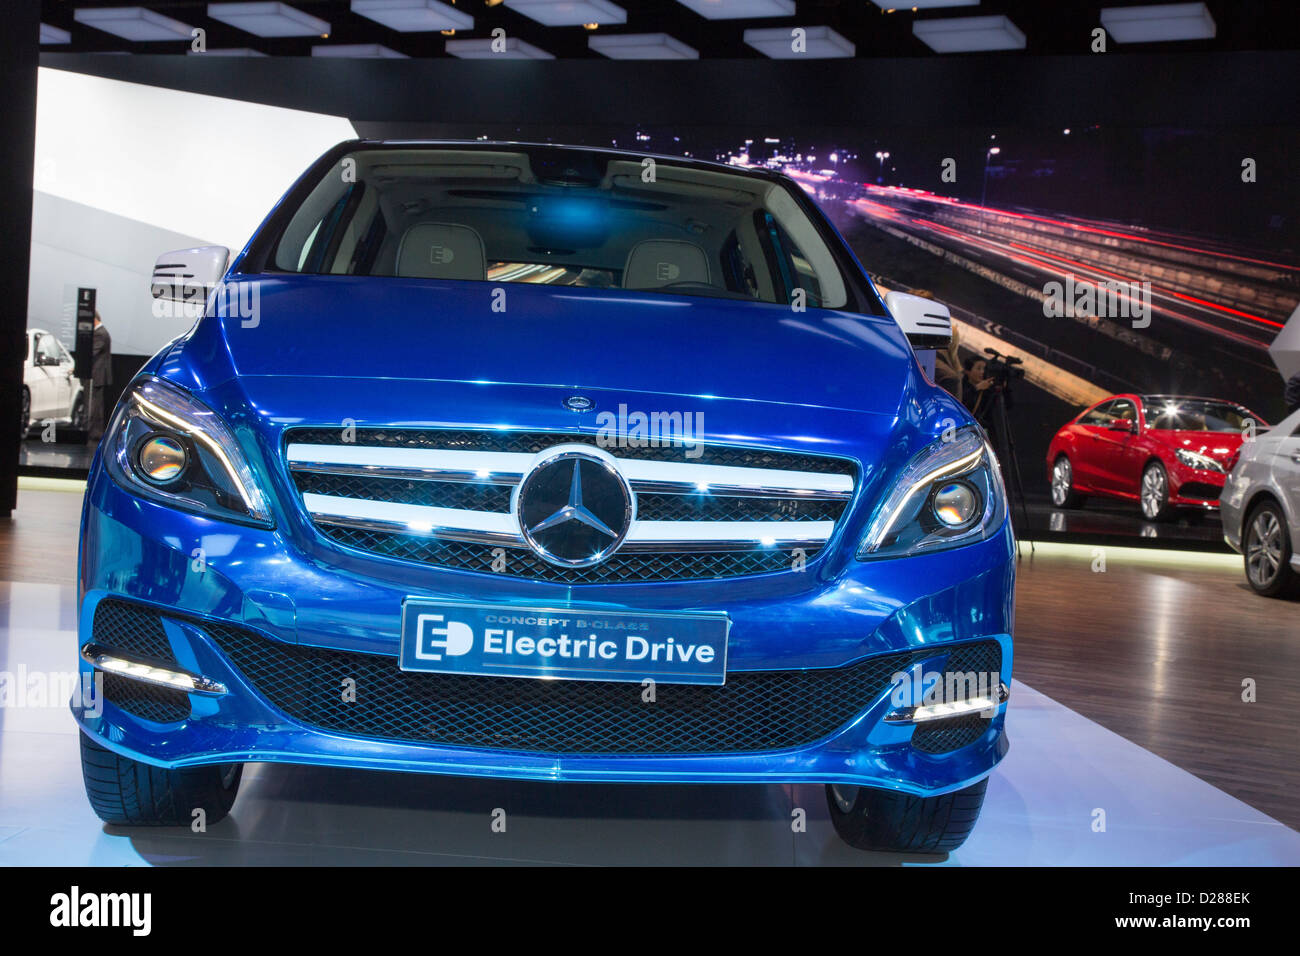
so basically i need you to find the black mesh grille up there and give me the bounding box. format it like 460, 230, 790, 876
1177, 482, 1222, 501
293, 471, 514, 512
912, 715, 991, 754
635, 492, 846, 523
287, 427, 857, 475
317, 525, 810, 582
944, 641, 1002, 679
91, 599, 177, 665
101, 672, 190, 723
908, 639, 1003, 754
204, 624, 1000, 756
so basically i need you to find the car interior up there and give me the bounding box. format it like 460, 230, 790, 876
270, 148, 850, 310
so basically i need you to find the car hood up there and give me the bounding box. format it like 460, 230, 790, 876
1152, 429, 1245, 463
205, 274, 914, 416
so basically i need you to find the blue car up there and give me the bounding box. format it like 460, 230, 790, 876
75, 141, 1014, 853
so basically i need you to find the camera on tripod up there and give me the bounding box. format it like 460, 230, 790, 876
982, 347, 1026, 388
977, 347, 1030, 548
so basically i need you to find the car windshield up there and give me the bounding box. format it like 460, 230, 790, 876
1144, 398, 1259, 432
268, 146, 853, 310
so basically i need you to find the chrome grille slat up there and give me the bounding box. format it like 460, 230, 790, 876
286, 428, 859, 583
287, 442, 853, 498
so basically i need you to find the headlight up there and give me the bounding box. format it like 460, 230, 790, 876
1175, 448, 1224, 473
106, 377, 273, 527
857, 426, 1006, 560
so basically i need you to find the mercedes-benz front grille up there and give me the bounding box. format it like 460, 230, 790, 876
284, 428, 858, 584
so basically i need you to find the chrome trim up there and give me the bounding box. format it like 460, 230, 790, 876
619, 458, 853, 497
81, 642, 228, 696
884, 682, 1010, 724
310, 512, 522, 547
287, 444, 532, 481
627, 479, 847, 500
302, 493, 836, 550
291, 462, 521, 486
286, 442, 855, 497
302, 493, 520, 545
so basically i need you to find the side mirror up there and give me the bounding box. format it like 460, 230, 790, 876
885, 290, 953, 350
150, 246, 230, 314
1108, 419, 1136, 433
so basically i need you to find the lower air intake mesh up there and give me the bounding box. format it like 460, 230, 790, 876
100, 672, 191, 723
204, 622, 999, 757
91, 598, 177, 665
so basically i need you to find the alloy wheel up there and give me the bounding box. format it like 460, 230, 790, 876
1051, 458, 1072, 506
1246, 510, 1283, 588
1140, 466, 1166, 520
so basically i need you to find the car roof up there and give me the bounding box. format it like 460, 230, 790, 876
352, 138, 791, 185
1140, 394, 1251, 406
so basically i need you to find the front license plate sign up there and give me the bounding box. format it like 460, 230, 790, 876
399, 600, 730, 685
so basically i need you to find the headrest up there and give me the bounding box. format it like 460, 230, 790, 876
623, 239, 711, 290
395, 222, 487, 281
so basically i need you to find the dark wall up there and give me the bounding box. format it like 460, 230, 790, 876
41, 52, 1300, 129
2, 4, 40, 515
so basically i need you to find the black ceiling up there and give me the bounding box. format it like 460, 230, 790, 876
38, 1, 1300, 57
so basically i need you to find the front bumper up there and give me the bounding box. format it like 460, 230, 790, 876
1168, 464, 1228, 509
75, 467, 1016, 797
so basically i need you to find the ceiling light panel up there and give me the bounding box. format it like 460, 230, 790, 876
350, 0, 474, 32
73, 7, 195, 41
207, 3, 330, 38
744, 25, 855, 59
445, 37, 555, 58
869, 1, 979, 7
189, 47, 269, 56
40, 24, 72, 44
505, 1, 627, 27
912, 15, 1026, 52
1100, 3, 1216, 43
674, 1, 795, 20
313, 43, 409, 57
589, 32, 699, 59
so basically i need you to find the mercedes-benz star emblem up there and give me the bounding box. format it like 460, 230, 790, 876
515, 447, 633, 568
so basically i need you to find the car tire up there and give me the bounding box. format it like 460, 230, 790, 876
825, 777, 989, 853
1243, 500, 1300, 598
79, 731, 242, 826
1049, 455, 1085, 508
1139, 461, 1173, 521
19, 387, 30, 437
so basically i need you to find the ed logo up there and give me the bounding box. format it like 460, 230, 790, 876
415, 615, 473, 661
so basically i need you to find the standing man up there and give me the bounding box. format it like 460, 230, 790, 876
89, 311, 113, 441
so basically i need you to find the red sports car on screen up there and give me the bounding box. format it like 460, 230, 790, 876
1046, 394, 1266, 521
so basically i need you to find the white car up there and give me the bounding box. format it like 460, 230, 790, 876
23, 328, 85, 435
1221, 406, 1300, 597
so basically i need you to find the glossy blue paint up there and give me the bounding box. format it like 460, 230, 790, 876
75, 146, 1015, 796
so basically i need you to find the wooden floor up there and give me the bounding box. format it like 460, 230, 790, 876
4, 487, 1296, 830
1012, 542, 1300, 831
1, 485, 84, 587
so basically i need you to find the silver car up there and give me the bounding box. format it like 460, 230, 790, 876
1222, 407, 1300, 597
